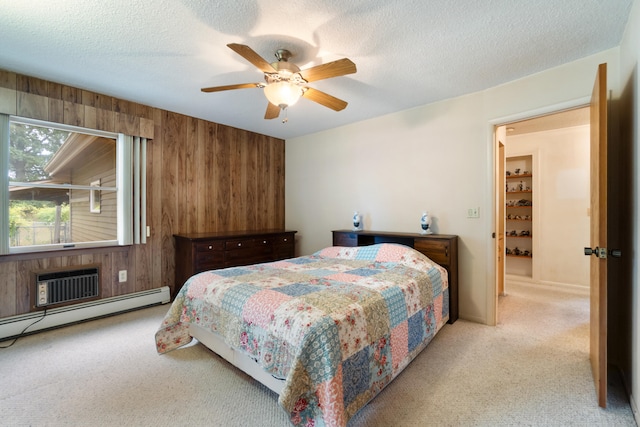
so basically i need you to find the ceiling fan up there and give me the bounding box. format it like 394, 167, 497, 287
201, 43, 357, 120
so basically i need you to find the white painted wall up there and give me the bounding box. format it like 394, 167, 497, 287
505, 125, 590, 290
619, 0, 639, 421
286, 48, 619, 326
283, 4, 640, 417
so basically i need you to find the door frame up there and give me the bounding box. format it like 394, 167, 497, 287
497, 139, 505, 298
486, 97, 591, 325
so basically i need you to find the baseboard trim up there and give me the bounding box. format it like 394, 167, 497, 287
458, 314, 486, 324
0, 286, 170, 341
505, 277, 589, 296
630, 393, 639, 426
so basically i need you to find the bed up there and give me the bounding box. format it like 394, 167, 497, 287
156, 242, 455, 426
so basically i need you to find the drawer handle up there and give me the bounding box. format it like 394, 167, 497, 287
283, 238, 288, 242
237, 242, 242, 247
263, 240, 267, 244
208, 245, 212, 250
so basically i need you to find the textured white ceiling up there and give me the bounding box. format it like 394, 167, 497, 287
0, 0, 633, 140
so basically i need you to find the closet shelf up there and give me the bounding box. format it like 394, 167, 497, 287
505, 156, 533, 277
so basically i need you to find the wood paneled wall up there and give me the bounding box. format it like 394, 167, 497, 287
0, 70, 285, 318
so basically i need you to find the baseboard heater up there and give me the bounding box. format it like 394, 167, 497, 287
0, 286, 171, 341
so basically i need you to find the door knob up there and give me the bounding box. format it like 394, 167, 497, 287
609, 249, 622, 258
584, 247, 606, 258
584, 247, 622, 258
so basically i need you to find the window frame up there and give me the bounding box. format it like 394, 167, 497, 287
1, 115, 133, 255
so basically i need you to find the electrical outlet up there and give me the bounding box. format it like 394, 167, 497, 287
118, 270, 127, 283
467, 207, 480, 218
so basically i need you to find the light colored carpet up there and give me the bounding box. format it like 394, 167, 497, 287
0, 282, 636, 426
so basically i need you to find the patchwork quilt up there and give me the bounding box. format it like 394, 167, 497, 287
156, 243, 449, 427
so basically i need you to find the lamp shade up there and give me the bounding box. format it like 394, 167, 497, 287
264, 82, 303, 109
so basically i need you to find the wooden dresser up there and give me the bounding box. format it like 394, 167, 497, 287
332, 230, 458, 323
174, 230, 297, 291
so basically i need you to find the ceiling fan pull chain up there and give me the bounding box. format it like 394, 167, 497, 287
282, 108, 289, 124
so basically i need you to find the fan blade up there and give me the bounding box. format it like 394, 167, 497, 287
298, 58, 356, 82
201, 83, 261, 93
227, 43, 276, 73
264, 102, 281, 119
302, 88, 348, 111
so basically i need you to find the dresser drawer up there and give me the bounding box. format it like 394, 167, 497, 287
193, 241, 224, 271
195, 259, 225, 272
225, 251, 273, 268
274, 243, 294, 257
225, 238, 256, 250
274, 234, 294, 245
225, 246, 263, 263
256, 238, 276, 256
195, 250, 223, 267
195, 241, 224, 252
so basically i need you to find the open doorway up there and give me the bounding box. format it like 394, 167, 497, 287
494, 106, 590, 319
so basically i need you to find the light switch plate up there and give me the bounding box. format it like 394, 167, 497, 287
467, 207, 480, 218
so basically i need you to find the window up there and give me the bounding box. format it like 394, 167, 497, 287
0, 115, 145, 254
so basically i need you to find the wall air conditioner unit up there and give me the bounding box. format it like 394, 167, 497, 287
0, 278, 170, 341
35, 267, 100, 307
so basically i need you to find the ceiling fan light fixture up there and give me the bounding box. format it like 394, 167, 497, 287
202, 44, 356, 119
264, 81, 302, 109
